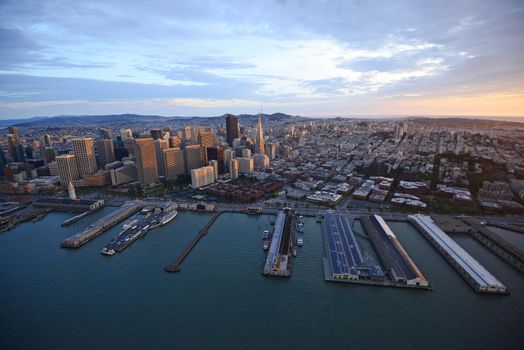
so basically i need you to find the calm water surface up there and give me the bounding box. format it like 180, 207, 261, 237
1, 209, 523, 349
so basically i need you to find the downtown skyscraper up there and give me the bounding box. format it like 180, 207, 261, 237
254, 113, 265, 155
225, 114, 239, 147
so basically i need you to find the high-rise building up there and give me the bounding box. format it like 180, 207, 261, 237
99, 128, 112, 140
223, 148, 235, 172
150, 129, 163, 140
133, 138, 158, 186
253, 153, 269, 170
237, 157, 254, 174
209, 160, 219, 180
0, 150, 7, 177
154, 139, 169, 177
71, 137, 97, 177
110, 164, 138, 186
56, 154, 80, 185
96, 139, 115, 167
266, 142, 277, 160
163, 147, 186, 181
120, 128, 133, 140
254, 113, 265, 155
169, 136, 182, 148
207, 146, 225, 174
183, 145, 206, 174
197, 130, 216, 148
226, 114, 239, 146
242, 148, 251, 159
229, 159, 239, 180
190, 165, 215, 188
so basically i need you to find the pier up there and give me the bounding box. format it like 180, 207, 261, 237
61, 202, 143, 248
464, 218, 524, 274
409, 214, 508, 294
61, 209, 100, 227
165, 211, 222, 272
262, 209, 293, 277
361, 215, 430, 289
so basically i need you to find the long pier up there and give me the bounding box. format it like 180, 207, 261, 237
61, 202, 143, 248
165, 211, 222, 273
464, 218, 524, 274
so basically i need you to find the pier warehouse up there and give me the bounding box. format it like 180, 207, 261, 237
366, 215, 429, 287
33, 197, 105, 212
408, 214, 507, 294
263, 210, 290, 277
323, 212, 383, 281
62, 202, 143, 248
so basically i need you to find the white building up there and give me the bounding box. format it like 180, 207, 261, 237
190, 165, 216, 189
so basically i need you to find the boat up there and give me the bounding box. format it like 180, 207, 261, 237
316, 214, 323, 222
297, 236, 303, 246
292, 248, 297, 257
296, 223, 304, 233
263, 239, 270, 250
123, 219, 138, 230
101, 247, 115, 256
262, 230, 269, 240
160, 210, 178, 225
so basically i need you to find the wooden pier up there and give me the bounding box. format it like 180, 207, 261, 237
165, 211, 222, 273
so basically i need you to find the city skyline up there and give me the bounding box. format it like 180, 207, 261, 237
1, 0, 523, 118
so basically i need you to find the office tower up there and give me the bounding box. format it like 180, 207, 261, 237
253, 153, 269, 170
197, 130, 216, 148
182, 126, 193, 144
209, 160, 219, 180
68, 181, 77, 200
237, 157, 254, 174
266, 142, 276, 160
170, 136, 182, 148
223, 148, 235, 172
229, 159, 239, 180
96, 139, 115, 167
242, 148, 251, 159
207, 146, 225, 174
163, 147, 186, 181
190, 166, 215, 188
254, 113, 265, 155
226, 114, 239, 146
25, 145, 34, 160
43, 147, 56, 164
99, 128, 112, 140
133, 138, 158, 186
56, 154, 80, 185
110, 164, 138, 186
120, 128, 133, 140
150, 129, 163, 140
183, 145, 206, 174
0, 150, 6, 177
71, 137, 97, 177
154, 139, 168, 176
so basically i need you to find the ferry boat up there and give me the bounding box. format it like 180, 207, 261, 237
263, 239, 270, 250
123, 219, 138, 230
297, 236, 303, 246
262, 230, 269, 240
160, 210, 178, 225
101, 247, 115, 256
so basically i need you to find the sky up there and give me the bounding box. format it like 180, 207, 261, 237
0, 0, 523, 119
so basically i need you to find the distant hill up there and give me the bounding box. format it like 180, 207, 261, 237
410, 117, 524, 128
2, 112, 301, 128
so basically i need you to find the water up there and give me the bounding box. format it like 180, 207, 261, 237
1, 210, 523, 349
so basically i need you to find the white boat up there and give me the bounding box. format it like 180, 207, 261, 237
262, 230, 269, 240
297, 236, 303, 246
123, 219, 138, 230
160, 210, 178, 225
101, 247, 115, 256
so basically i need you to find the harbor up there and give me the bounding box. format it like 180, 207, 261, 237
262, 209, 294, 277
409, 214, 508, 294
101, 202, 178, 255
61, 201, 144, 248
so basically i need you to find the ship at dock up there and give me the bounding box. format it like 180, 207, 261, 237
101, 202, 178, 256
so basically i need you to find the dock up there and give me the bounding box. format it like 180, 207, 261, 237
361, 215, 430, 289
61, 210, 99, 227
409, 214, 508, 294
61, 202, 144, 248
165, 211, 222, 272
262, 209, 293, 277
464, 218, 524, 274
